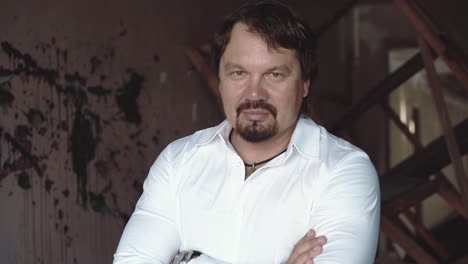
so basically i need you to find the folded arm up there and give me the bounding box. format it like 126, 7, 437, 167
309, 153, 381, 264
114, 147, 180, 263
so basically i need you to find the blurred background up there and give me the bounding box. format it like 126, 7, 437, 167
0, 0, 467, 263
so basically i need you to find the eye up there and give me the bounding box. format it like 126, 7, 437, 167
270, 72, 281, 77
267, 71, 284, 80
231, 70, 245, 76
229, 70, 247, 80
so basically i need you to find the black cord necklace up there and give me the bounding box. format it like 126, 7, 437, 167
243, 148, 287, 169
229, 130, 287, 170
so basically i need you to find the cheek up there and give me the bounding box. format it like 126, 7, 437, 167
273, 91, 303, 119
220, 91, 239, 119
221, 86, 242, 106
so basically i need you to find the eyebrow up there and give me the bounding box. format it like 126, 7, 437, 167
223, 63, 245, 71
266, 65, 291, 74
222, 63, 292, 73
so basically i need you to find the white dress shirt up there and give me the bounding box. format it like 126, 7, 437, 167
114, 117, 380, 264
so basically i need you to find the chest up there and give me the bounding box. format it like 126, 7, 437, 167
176, 157, 321, 263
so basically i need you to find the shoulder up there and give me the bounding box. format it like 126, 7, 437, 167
316, 127, 379, 197
295, 117, 370, 169
161, 121, 227, 164
318, 127, 370, 170
293, 118, 377, 184
309, 126, 380, 213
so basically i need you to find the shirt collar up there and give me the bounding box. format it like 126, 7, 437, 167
194, 119, 232, 147
193, 117, 321, 160
289, 117, 321, 160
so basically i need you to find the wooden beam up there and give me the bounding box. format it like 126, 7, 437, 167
437, 176, 468, 220
380, 99, 458, 193
381, 216, 438, 264
383, 179, 437, 217
381, 97, 468, 257
315, 0, 359, 37
419, 37, 468, 209
328, 52, 430, 133
380, 118, 468, 203
393, 0, 468, 90
183, 47, 220, 101
380, 102, 423, 150
402, 210, 450, 261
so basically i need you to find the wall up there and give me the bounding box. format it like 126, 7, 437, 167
0, 0, 228, 263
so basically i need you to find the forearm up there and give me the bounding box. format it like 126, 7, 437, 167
311, 213, 380, 263
114, 211, 180, 263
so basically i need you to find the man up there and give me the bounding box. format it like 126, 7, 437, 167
114, 1, 380, 263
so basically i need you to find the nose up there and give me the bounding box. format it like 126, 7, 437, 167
246, 76, 267, 99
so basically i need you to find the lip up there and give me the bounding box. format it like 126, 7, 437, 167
242, 109, 270, 121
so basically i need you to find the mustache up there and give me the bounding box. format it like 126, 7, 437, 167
236, 100, 277, 118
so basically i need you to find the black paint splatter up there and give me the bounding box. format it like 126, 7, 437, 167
152, 129, 161, 145
129, 129, 142, 139
25, 108, 46, 128
3, 132, 43, 177
152, 135, 159, 145
15, 125, 32, 138
0, 79, 14, 109
89, 56, 102, 74
87, 85, 112, 97
115, 69, 145, 125
89, 182, 111, 213
62, 50, 68, 65
64, 72, 86, 87
71, 105, 97, 209
1, 40, 149, 222
1, 41, 60, 89
118, 29, 128, 37
153, 54, 160, 63
132, 180, 143, 194
45, 178, 54, 193
136, 141, 147, 148
17, 172, 31, 190
57, 121, 68, 132
64, 85, 88, 108
88, 192, 107, 213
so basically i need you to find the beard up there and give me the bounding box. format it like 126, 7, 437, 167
235, 100, 278, 142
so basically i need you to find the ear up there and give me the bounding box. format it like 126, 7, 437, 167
302, 79, 310, 97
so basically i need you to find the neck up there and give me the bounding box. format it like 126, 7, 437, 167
230, 122, 297, 165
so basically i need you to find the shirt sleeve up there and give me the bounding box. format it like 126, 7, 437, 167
114, 146, 180, 264
309, 152, 381, 264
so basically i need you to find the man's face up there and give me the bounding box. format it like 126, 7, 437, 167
218, 22, 309, 142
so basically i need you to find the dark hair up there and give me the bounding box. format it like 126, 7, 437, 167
212, 0, 318, 114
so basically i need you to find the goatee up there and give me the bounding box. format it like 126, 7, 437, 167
235, 100, 278, 142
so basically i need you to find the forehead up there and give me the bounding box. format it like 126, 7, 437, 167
220, 23, 299, 68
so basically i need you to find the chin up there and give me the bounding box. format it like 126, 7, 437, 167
235, 119, 278, 142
